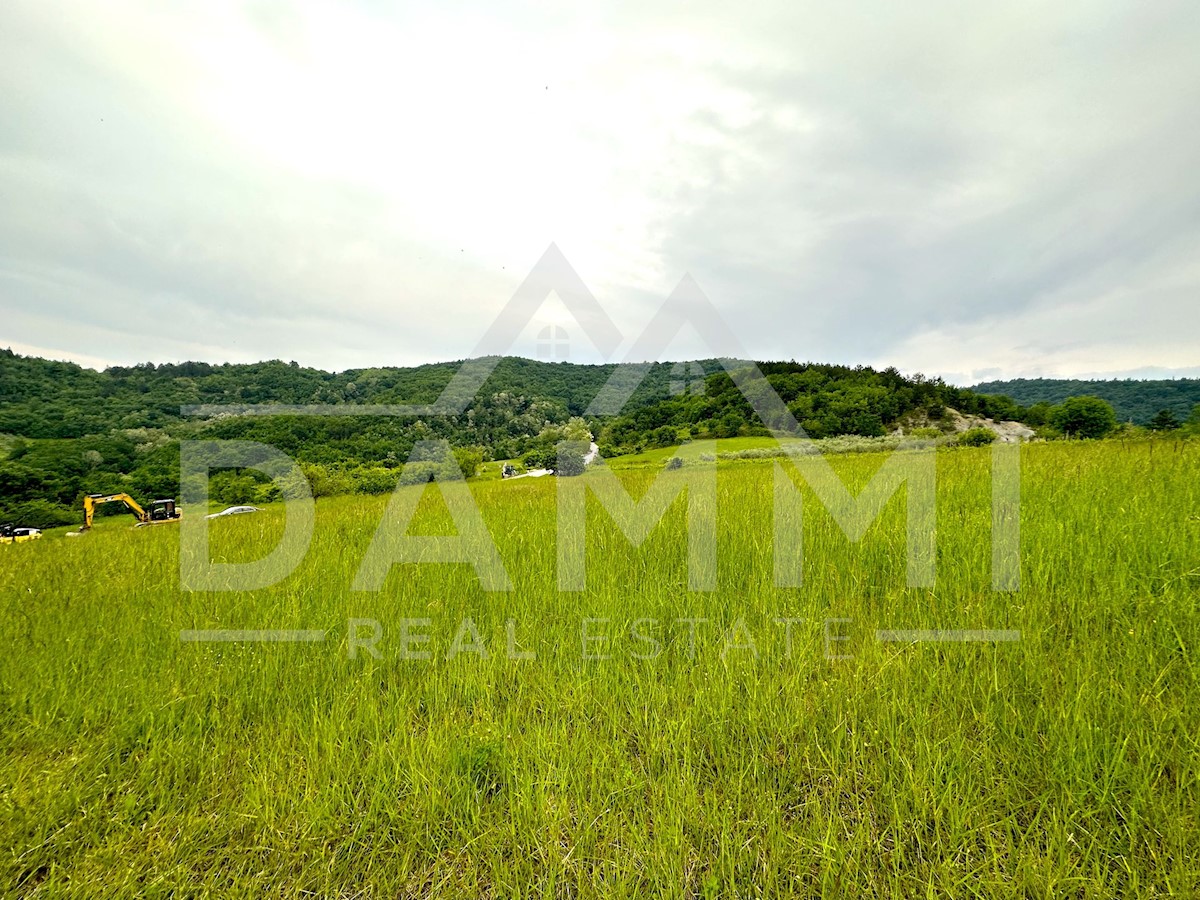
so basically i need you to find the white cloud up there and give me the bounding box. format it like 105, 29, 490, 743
1, 0, 1198, 376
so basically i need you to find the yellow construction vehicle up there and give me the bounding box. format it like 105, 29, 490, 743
80, 493, 181, 531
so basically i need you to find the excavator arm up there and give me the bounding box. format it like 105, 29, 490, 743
82, 493, 148, 530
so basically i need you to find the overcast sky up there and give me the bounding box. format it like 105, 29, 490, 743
2, 1, 1199, 384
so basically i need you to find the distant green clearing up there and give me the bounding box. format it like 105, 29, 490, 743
606, 435, 813, 468
606, 434, 932, 470
2, 441, 1198, 896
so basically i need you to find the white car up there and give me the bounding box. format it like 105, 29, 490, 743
205, 505, 261, 519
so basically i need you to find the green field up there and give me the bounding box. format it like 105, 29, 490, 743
2, 441, 1198, 896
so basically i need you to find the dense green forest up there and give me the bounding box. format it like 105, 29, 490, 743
593, 362, 1029, 456
0, 352, 689, 439
972, 377, 1200, 424
0, 347, 1137, 529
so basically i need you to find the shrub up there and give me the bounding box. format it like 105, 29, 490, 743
908, 427, 943, 440
521, 447, 556, 471
350, 466, 400, 495
398, 459, 461, 485
452, 740, 507, 800
664, 456, 683, 470
705, 435, 911, 462
1024, 402, 1054, 426
957, 427, 997, 447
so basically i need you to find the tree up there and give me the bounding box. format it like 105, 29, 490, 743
208, 470, 258, 505
2, 499, 77, 529
1024, 402, 1053, 427
553, 443, 587, 477
561, 416, 592, 443
301, 463, 355, 496
648, 426, 676, 448
453, 446, 486, 479
715, 411, 745, 438
1187, 404, 1200, 435
1050, 396, 1117, 439
1148, 409, 1181, 432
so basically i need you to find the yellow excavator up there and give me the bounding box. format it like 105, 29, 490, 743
79, 493, 182, 532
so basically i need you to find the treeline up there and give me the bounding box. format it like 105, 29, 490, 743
2, 349, 1045, 528
0, 350, 692, 439
972, 377, 1200, 425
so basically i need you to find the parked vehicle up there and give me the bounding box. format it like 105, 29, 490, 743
205, 506, 261, 519
0, 524, 42, 544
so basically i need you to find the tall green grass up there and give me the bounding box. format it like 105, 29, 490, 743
1, 440, 1198, 896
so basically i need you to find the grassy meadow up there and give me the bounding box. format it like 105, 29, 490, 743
2, 439, 1198, 896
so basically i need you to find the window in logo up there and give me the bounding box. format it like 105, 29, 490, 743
537, 325, 570, 360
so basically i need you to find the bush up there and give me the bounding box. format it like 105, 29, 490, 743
957, 427, 997, 447
399, 459, 461, 485
706, 435, 909, 462
908, 427, 943, 440
350, 466, 400, 495
521, 447, 556, 471
664, 456, 683, 470
452, 740, 507, 800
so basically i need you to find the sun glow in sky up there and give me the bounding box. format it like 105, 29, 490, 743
2, 1, 1198, 382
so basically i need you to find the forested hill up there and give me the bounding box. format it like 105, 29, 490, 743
971, 377, 1200, 425
0, 350, 694, 439
1, 348, 1025, 443
2, 347, 1032, 528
